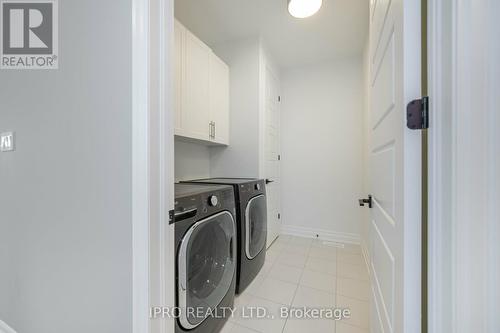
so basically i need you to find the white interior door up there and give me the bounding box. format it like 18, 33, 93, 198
264, 66, 281, 247
368, 0, 421, 332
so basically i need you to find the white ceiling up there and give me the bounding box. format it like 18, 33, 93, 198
175, 0, 369, 69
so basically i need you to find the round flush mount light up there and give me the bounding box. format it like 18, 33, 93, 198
288, 0, 323, 18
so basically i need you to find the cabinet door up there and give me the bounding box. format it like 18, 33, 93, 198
174, 20, 186, 136
184, 30, 211, 140
209, 53, 230, 145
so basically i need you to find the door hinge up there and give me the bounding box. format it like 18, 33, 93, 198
168, 209, 175, 224
359, 195, 373, 209
406, 96, 429, 130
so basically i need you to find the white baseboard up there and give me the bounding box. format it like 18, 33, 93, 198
280, 225, 361, 245
0, 320, 17, 333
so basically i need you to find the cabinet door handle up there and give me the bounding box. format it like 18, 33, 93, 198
208, 121, 216, 139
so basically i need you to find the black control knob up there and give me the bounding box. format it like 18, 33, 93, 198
255, 183, 261, 191
208, 195, 219, 207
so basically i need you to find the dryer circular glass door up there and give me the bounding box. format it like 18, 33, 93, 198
178, 211, 236, 329
245, 194, 267, 259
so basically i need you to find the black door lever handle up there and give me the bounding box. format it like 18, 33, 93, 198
265, 179, 274, 184
359, 195, 373, 208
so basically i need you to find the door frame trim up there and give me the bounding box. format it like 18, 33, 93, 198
132, 0, 175, 332
428, 0, 500, 331
132, 0, 150, 331
427, 0, 452, 331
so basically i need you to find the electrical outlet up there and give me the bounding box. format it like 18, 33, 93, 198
0, 132, 15, 152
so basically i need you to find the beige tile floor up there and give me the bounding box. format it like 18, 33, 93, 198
220, 235, 371, 333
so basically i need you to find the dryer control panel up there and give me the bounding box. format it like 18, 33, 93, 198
174, 184, 236, 223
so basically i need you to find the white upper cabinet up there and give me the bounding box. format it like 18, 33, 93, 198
174, 20, 230, 145
209, 53, 230, 145
183, 27, 211, 140
174, 20, 185, 136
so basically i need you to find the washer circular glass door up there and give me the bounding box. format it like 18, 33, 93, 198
178, 211, 236, 329
245, 194, 267, 259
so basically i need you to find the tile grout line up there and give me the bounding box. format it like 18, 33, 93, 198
235, 237, 367, 333
246, 237, 293, 333
233, 250, 283, 333
279, 240, 309, 333
280, 237, 299, 333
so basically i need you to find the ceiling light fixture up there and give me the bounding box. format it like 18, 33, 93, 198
287, 0, 323, 18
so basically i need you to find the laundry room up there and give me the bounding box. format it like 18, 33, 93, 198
172, 0, 370, 332
3, 0, 498, 332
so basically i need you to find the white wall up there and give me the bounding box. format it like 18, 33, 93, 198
209, 38, 262, 178
0, 1, 133, 332
175, 139, 211, 181
281, 58, 365, 240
